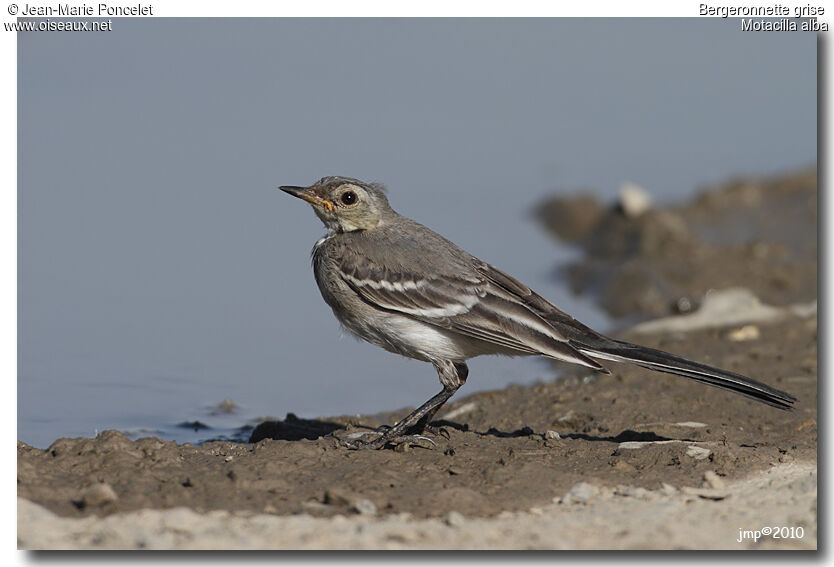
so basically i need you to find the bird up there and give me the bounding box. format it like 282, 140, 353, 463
280, 176, 796, 449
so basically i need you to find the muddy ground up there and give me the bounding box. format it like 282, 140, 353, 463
17, 168, 818, 549
535, 168, 817, 319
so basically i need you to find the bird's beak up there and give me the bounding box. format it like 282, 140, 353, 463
279, 186, 335, 212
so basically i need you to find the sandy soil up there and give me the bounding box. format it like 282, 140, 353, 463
17, 461, 816, 549
17, 169, 818, 550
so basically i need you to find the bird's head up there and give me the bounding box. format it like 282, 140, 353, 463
280, 176, 396, 233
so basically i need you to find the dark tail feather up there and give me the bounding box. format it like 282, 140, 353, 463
574, 338, 796, 410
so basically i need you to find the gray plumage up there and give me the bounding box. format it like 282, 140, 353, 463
281, 176, 795, 449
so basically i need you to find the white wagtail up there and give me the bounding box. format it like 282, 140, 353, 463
281, 176, 795, 449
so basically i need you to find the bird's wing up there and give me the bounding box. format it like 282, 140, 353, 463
472, 262, 598, 333
337, 251, 606, 370
339, 262, 486, 321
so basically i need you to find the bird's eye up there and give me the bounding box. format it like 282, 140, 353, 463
341, 191, 358, 205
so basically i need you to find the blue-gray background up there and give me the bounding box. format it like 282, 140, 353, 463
18, 19, 816, 448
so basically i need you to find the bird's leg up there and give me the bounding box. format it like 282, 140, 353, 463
411, 362, 469, 436
343, 361, 468, 450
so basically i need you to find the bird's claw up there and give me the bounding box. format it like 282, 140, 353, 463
338, 429, 437, 450
420, 424, 451, 439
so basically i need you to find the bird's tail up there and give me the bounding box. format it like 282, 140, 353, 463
573, 337, 796, 410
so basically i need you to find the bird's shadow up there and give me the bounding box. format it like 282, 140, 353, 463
249, 415, 677, 445
249, 414, 343, 443
562, 430, 677, 443
467, 424, 676, 444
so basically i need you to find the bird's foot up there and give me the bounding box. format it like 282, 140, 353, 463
337, 425, 438, 450
340, 433, 435, 450
372, 421, 450, 439
418, 423, 451, 440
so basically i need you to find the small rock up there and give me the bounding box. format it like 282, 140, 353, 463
324, 488, 376, 516
563, 482, 596, 504
544, 430, 561, 440
353, 499, 377, 516
323, 488, 352, 507
445, 511, 465, 527
224, 456, 234, 462
673, 296, 695, 314
686, 446, 713, 460
619, 182, 653, 217
727, 325, 760, 342
682, 487, 730, 500
660, 483, 678, 496
81, 483, 118, 507
618, 441, 652, 450
703, 471, 725, 490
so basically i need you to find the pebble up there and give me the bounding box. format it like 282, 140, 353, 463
618, 441, 655, 450
727, 325, 760, 342
660, 483, 678, 496
445, 511, 465, 527
682, 487, 731, 500
562, 482, 596, 504
81, 483, 118, 507
674, 296, 694, 314
544, 430, 561, 440
686, 446, 713, 461
352, 499, 377, 516
674, 422, 708, 428
703, 471, 725, 490
619, 182, 653, 217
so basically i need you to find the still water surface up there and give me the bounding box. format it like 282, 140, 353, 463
18, 19, 815, 447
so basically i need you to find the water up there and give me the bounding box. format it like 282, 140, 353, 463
18, 19, 816, 448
